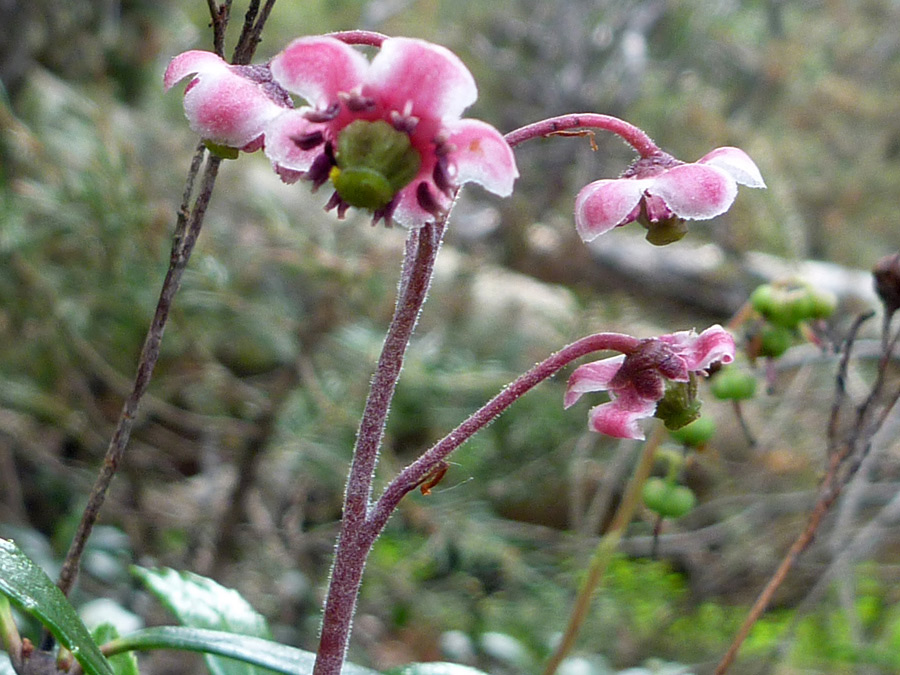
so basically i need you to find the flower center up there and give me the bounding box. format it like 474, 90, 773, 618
329, 119, 422, 209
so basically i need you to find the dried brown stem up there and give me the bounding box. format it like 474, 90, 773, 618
54, 150, 222, 600
715, 310, 900, 674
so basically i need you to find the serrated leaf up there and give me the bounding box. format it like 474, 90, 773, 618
0, 538, 114, 675
93, 623, 139, 675
385, 664, 490, 675
104, 626, 379, 675
131, 566, 270, 675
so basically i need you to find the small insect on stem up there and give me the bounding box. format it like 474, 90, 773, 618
418, 461, 450, 495
548, 129, 599, 152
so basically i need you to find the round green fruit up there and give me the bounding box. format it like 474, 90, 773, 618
749, 284, 776, 316
759, 324, 793, 358
710, 366, 757, 401
642, 477, 697, 518
668, 415, 716, 447
809, 289, 837, 319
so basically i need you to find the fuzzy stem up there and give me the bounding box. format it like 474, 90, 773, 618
543, 424, 666, 675
504, 113, 661, 158
367, 332, 642, 536
312, 220, 445, 675
54, 149, 221, 599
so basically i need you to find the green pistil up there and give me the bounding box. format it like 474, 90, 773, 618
332, 120, 422, 210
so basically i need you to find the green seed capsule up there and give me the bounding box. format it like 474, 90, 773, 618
669, 415, 716, 447
710, 366, 757, 400
642, 477, 697, 518
759, 324, 793, 358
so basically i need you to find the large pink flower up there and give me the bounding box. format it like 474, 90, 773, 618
263, 36, 518, 227
164, 51, 293, 151
574, 147, 765, 244
565, 326, 735, 440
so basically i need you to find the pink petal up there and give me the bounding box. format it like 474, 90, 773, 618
164, 50, 226, 91
659, 325, 735, 372
263, 110, 323, 172
165, 50, 286, 148
365, 38, 477, 121
697, 146, 766, 188
444, 119, 518, 196
587, 390, 658, 440
574, 179, 646, 241
650, 164, 737, 220
270, 37, 368, 107
390, 180, 452, 229
565, 356, 626, 408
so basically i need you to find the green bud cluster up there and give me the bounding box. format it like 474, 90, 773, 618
749, 283, 837, 330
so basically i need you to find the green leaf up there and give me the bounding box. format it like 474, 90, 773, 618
131, 566, 271, 675
93, 623, 139, 675
385, 664, 490, 675
0, 538, 114, 675
104, 626, 379, 675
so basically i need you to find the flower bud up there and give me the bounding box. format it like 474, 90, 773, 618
873, 253, 900, 317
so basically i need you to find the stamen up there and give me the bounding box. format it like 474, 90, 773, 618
433, 134, 457, 157
305, 103, 340, 123
389, 110, 419, 134
432, 158, 455, 196
306, 148, 335, 191
372, 197, 398, 227
416, 182, 443, 217
340, 91, 377, 112
323, 191, 344, 215
290, 130, 325, 150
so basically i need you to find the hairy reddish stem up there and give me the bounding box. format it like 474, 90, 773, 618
368, 332, 641, 535
504, 113, 661, 158
313, 221, 445, 675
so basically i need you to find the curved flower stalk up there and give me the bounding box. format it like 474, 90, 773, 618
263, 36, 518, 226
575, 146, 766, 244
164, 51, 293, 151
565, 325, 736, 439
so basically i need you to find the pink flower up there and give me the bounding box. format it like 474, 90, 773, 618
574, 147, 765, 244
564, 326, 735, 440
164, 51, 293, 151
262, 36, 518, 227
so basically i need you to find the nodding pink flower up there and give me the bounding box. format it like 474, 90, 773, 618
574, 147, 765, 244
262, 36, 518, 227
564, 326, 735, 440
164, 51, 293, 151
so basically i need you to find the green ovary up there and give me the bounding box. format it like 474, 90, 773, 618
332, 119, 422, 210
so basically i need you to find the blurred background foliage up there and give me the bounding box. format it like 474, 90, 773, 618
1, 0, 900, 673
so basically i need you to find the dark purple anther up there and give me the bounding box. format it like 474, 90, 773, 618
305, 103, 341, 123
291, 130, 325, 150
415, 182, 443, 217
